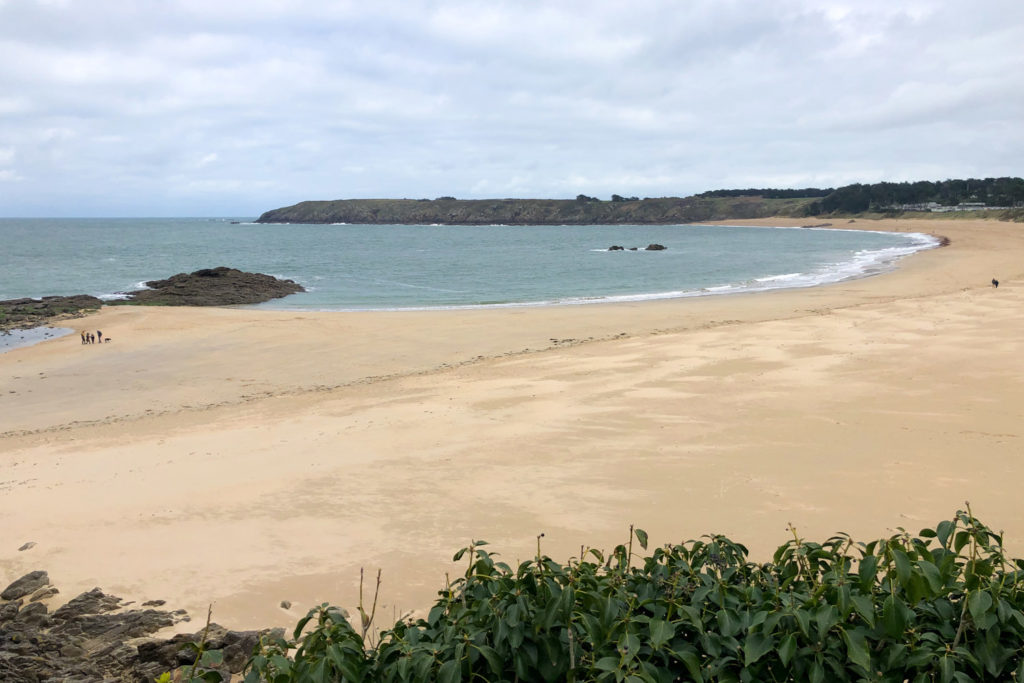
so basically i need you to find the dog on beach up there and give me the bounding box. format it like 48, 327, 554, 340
992, 278, 1000, 288
104, 338, 112, 343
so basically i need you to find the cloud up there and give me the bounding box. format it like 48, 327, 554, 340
0, 0, 1022, 216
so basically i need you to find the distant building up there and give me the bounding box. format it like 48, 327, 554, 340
892, 201, 1010, 212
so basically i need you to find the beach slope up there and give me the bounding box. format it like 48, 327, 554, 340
1, 218, 1022, 630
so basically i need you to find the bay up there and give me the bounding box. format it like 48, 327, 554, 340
0, 218, 938, 310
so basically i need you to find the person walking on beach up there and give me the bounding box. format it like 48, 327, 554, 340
81, 330, 86, 344
97, 330, 102, 343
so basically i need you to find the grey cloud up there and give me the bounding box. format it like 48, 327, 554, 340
0, 0, 1021, 216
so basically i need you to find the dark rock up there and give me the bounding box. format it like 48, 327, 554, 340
13, 600, 48, 627
137, 623, 264, 672
122, 266, 305, 306
51, 587, 123, 621
142, 599, 166, 607
18, 542, 36, 552
608, 245, 624, 251
1, 570, 50, 601
29, 586, 59, 602
0, 296, 103, 332
0, 574, 274, 682
50, 607, 176, 640
644, 243, 667, 251
280, 600, 292, 609
0, 600, 21, 623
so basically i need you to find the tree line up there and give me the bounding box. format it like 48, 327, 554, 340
808, 177, 1024, 213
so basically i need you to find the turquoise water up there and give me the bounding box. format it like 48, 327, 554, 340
0, 218, 938, 310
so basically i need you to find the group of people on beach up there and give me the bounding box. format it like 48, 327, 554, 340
81, 330, 104, 344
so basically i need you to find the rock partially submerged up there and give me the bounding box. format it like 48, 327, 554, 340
0, 570, 276, 682
606, 243, 668, 251
2, 268, 305, 334
0, 295, 103, 332
122, 266, 305, 306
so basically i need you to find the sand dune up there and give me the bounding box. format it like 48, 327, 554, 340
2, 217, 1023, 631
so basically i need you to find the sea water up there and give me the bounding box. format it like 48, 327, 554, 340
0, 218, 938, 311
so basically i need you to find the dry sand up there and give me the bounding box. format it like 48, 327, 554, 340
2, 217, 1023, 632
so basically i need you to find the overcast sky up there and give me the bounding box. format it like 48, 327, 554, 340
1, 1, 1022, 217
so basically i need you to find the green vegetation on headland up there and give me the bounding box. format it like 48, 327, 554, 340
256, 177, 1024, 225
256, 195, 815, 225
158, 508, 1024, 682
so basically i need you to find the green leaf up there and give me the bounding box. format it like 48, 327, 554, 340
968, 590, 993, 623
858, 555, 879, 590
851, 595, 876, 628
670, 647, 704, 683
452, 547, 468, 562
842, 629, 872, 674
893, 549, 912, 588
438, 659, 461, 683
918, 559, 944, 594
594, 656, 620, 672
635, 528, 649, 551
810, 659, 825, 683
794, 609, 810, 637
474, 644, 502, 675
619, 632, 641, 662
939, 654, 954, 683
648, 619, 675, 650
936, 520, 954, 548
717, 609, 739, 637
883, 595, 906, 638
743, 632, 772, 667
777, 633, 797, 666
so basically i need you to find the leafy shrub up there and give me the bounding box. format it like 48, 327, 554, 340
240, 508, 1024, 682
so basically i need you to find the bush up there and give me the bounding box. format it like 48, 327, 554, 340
240, 508, 1024, 682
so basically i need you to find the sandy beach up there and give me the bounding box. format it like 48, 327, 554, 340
2, 217, 1023, 632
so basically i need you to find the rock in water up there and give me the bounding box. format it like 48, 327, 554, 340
0, 296, 103, 332
123, 266, 305, 306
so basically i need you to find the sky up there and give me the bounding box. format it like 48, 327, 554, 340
1, 1, 1022, 217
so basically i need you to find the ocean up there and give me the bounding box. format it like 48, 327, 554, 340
1, 217, 937, 312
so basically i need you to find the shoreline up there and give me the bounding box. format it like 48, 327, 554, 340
2, 217, 1022, 633
3, 221, 939, 330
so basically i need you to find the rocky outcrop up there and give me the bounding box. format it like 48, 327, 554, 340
0, 295, 103, 332
0, 570, 276, 682
121, 266, 305, 306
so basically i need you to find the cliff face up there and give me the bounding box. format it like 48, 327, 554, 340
256, 196, 815, 225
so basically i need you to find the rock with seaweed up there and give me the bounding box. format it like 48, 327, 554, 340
118, 266, 305, 307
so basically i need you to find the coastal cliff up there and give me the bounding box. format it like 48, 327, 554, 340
256, 177, 1024, 225
256, 195, 814, 225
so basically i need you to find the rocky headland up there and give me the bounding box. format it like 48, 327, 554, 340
0, 268, 305, 333
256, 195, 815, 225
0, 570, 274, 682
